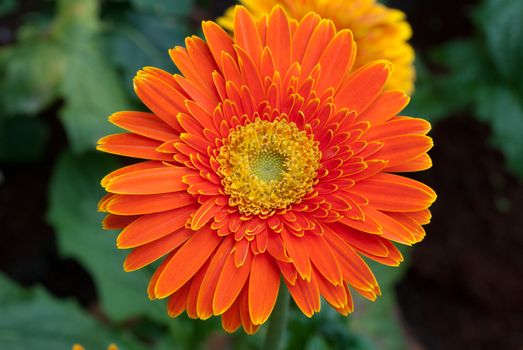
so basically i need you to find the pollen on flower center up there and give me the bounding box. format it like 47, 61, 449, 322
217, 118, 321, 217
250, 150, 285, 182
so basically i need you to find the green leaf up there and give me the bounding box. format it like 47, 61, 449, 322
0, 0, 129, 153
0, 0, 17, 16
475, 0, 523, 93
0, 116, 50, 163
52, 0, 129, 153
58, 44, 127, 153
104, 12, 188, 97
0, 272, 141, 350
406, 40, 491, 123
475, 85, 523, 179
47, 151, 166, 322
0, 27, 67, 116
130, 0, 193, 17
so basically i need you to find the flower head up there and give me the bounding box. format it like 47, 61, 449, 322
98, 6, 435, 334
219, 0, 415, 93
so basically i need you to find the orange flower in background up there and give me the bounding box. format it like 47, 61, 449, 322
219, 0, 415, 93
98, 6, 435, 334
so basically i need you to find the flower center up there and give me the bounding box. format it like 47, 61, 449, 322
250, 150, 285, 182
217, 118, 321, 217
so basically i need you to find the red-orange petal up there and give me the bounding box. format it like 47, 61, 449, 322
221, 298, 242, 333
105, 167, 192, 195
105, 192, 195, 215
196, 237, 235, 319
371, 134, 433, 168
213, 249, 252, 315
335, 60, 392, 115
285, 272, 321, 317
248, 253, 280, 325
155, 227, 221, 298
351, 173, 436, 212
109, 111, 179, 141
357, 90, 410, 126
124, 228, 192, 271
117, 205, 195, 248
97, 133, 173, 161
167, 282, 191, 317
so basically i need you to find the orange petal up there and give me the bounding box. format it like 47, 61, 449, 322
186, 259, 210, 319
202, 21, 236, 70
97, 133, 173, 161
124, 228, 192, 271
266, 6, 292, 74
221, 298, 242, 333
213, 249, 252, 315
386, 153, 432, 172
356, 238, 404, 267
351, 173, 436, 212
365, 117, 431, 140
316, 29, 355, 93
239, 287, 260, 334
285, 272, 321, 317
100, 161, 162, 188
102, 214, 137, 230
290, 12, 320, 61
167, 282, 190, 317
148, 251, 175, 299
109, 111, 179, 141
117, 205, 195, 248
106, 192, 195, 215
196, 237, 235, 319
303, 233, 343, 286
408, 209, 432, 225
371, 134, 433, 168
316, 270, 348, 309
235, 45, 264, 103
357, 90, 410, 126
191, 196, 227, 230
330, 222, 389, 257
280, 229, 311, 280
234, 6, 263, 68
335, 61, 392, 115
324, 227, 378, 292
248, 253, 280, 325
386, 211, 426, 243
362, 206, 416, 245
104, 167, 192, 195
133, 70, 186, 131
301, 19, 336, 78
155, 227, 221, 298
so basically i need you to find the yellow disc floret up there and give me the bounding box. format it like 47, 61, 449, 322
217, 118, 321, 216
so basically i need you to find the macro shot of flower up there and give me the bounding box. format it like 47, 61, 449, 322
2, 0, 521, 349
97, 5, 435, 334
219, 0, 415, 94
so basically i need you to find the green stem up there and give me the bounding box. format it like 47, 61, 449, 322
263, 283, 290, 350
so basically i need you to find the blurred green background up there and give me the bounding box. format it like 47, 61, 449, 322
0, 0, 522, 349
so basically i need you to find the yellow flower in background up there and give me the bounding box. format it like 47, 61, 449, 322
72, 344, 118, 350
219, 0, 415, 93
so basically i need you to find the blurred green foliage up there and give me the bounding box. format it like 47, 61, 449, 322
1, 0, 522, 348
0, 272, 143, 350
409, 0, 523, 178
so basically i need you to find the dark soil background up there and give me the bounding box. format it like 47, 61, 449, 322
1, 0, 522, 349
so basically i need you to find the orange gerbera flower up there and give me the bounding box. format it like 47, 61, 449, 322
98, 6, 435, 334
219, 0, 415, 93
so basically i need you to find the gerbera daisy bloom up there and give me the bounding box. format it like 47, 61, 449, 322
219, 0, 415, 93
98, 6, 435, 334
